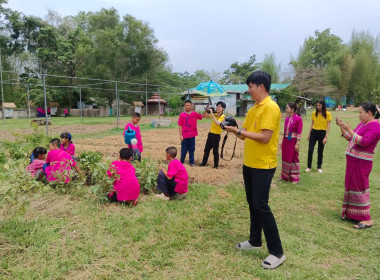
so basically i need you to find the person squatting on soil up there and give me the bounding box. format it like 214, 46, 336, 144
107, 148, 140, 206
305, 99, 332, 173
336, 102, 380, 229
156, 146, 188, 201
224, 71, 286, 269
60, 132, 77, 160
26, 147, 47, 180
200, 101, 226, 169
43, 138, 81, 183
178, 100, 202, 166
123, 113, 143, 161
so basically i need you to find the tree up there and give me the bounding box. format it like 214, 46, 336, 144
220, 55, 259, 84
292, 66, 336, 99
293, 29, 344, 68
348, 31, 380, 104
260, 53, 280, 83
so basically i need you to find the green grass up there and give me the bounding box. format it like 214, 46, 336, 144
1, 111, 380, 279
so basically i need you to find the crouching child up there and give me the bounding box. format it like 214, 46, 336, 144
26, 147, 47, 180
107, 148, 140, 206
44, 138, 80, 183
156, 146, 188, 200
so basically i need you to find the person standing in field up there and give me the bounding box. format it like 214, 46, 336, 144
336, 102, 380, 229
281, 102, 303, 184
200, 101, 226, 169
224, 71, 285, 269
305, 99, 331, 173
178, 100, 202, 166
123, 113, 143, 158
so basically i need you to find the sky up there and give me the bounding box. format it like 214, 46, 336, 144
5, 0, 380, 77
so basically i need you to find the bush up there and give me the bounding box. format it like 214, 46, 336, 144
77, 151, 103, 176
1, 123, 49, 160
133, 156, 160, 193
0, 159, 49, 205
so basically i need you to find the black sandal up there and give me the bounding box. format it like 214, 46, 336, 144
353, 223, 372, 229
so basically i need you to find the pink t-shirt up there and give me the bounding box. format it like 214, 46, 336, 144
45, 149, 77, 183
123, 123, 143, 153
167, 159, 189, 194
107, 160, 140, 201
178, 111, 203, 139
25, 159, 45, 177
60, 142, 76, 157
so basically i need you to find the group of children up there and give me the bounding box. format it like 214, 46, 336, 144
26, 132, 79, 183
25, 112, 190, 206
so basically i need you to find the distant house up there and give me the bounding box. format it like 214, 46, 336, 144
182, 83, 291, 116
1, 102, 16, 118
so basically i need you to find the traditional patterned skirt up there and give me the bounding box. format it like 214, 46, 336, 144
281, 138, 300, 182
342, 155, 372, 221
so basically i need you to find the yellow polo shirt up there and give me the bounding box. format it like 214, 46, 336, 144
209, 113, 225, 134
243, 96, 280, 169
312, 111, 332, 130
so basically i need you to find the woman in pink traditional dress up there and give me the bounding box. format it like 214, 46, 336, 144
281, 102, 303, 184
336, 102, 380, 229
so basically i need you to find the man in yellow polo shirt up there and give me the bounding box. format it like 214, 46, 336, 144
200, 101, 226, 169
225, 71, 285, 269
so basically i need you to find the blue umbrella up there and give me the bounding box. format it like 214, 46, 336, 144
193, 80, 227, 96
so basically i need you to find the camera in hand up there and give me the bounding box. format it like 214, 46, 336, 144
220, 116, 238, 130
206, 106, 217, 114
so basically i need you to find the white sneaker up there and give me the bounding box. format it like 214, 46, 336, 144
318, 169, 323, 173
305, 168, 311, 172
155, 193, 170, 201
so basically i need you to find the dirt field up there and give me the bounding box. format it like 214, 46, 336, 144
75, 121, 247, 186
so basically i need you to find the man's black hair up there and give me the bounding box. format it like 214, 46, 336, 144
166, 146, 177, 158
246, 71, 271, 92
49, 138, 61, 148
120, 148, 133, 160
216, 101, 226, 109
184, 100, 192, 105
132, 112, 141, 118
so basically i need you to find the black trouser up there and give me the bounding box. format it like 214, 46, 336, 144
201, 132, 221, 168
157, 170, 177, 197
307, 129, 326, 169
243, 165, 284, 258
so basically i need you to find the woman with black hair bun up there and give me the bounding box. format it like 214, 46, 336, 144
306, 100, 332, 173
336, 102, 380, 229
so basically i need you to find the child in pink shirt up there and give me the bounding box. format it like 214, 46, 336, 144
123, 113, 143, 153
60, 132, 76, 159
107, 148, 140, 205
26, 147, 47, 179
44, 138, 80, 183
156, 146, 188, 200
178, 100, 202, 166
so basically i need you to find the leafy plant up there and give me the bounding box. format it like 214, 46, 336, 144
0, 151, 6, 164
133, 157, 159, 193
77, 151, 103, 175
1, 123, 50, 160
88, 159, 115, 203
